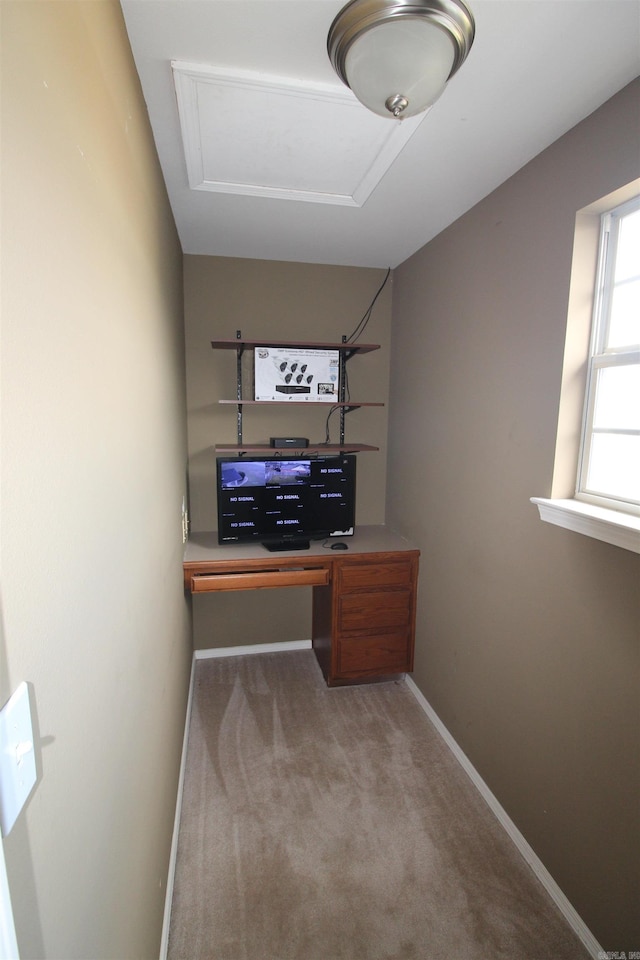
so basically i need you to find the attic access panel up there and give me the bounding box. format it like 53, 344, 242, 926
172, 61, 425, 207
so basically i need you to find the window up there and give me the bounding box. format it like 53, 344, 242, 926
531, 184, 640, 553
576, 196, 640, 515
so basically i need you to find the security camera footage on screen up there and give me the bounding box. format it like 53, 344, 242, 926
216, 455, 356, 545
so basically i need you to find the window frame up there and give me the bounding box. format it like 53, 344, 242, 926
575, 195, 640, 516
531, 180, 640, 553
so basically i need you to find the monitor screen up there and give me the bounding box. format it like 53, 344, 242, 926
216, 454, 356, 547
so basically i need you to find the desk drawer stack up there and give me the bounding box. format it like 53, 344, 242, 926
312, 551, 419, 686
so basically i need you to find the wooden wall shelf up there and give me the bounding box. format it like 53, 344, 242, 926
217, 400, 383, 408
211, 338, 380, 356
214, 443, 379, 455
212, 334, 382, 450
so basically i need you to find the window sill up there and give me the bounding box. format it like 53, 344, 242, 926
531, 498, 640, 554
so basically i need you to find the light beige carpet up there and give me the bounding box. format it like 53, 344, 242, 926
167, 651, 590, 960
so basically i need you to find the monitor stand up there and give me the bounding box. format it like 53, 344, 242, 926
262, 538, 310, 552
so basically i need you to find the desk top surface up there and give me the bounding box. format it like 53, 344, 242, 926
184, 525, 418, 564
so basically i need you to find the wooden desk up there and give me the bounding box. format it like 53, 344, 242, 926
183, 526, 420, 687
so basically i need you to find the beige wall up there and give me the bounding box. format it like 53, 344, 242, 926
388, 79, 640, 950
1, 2, 190, 958
184, 256, 391, 649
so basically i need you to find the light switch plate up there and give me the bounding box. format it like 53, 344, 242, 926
0, 682, 37, 836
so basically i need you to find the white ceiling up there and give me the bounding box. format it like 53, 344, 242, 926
120, 0, 640, 269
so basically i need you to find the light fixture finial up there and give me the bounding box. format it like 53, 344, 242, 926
385, 94, 409, 117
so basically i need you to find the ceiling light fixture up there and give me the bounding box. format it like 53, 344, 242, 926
327, 0, 475, 119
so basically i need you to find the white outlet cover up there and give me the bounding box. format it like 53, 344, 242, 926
0, 682, 37, 836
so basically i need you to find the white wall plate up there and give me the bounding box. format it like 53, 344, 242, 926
0, 682, 37, 836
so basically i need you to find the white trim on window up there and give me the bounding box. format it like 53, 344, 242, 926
531, 497, 640, 553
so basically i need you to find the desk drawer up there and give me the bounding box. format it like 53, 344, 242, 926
338, 557, 415, 591
336, 632, 412, 677
338, 590, 412, 633
191, 567, 329, 592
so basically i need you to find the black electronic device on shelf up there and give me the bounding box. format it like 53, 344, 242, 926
216, 453, 356, 550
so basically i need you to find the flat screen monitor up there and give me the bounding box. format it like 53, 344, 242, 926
216, 454, 356, 550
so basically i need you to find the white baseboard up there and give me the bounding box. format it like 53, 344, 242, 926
405, 676, 603, 960
159, 656, 197, 960
194, 639, 312, 660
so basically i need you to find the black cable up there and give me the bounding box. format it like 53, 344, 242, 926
346, 267, 391, 343
317, 268, 390, 445
323, 404, 341, 444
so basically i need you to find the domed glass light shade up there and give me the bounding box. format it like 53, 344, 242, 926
328, 0, 475, 119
